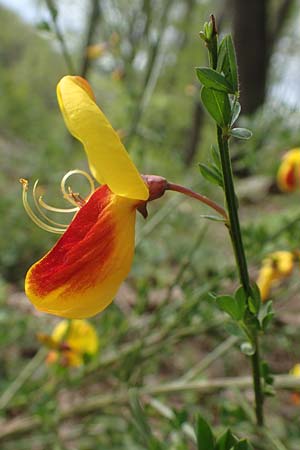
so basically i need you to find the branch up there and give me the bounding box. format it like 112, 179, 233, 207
44, 0, 75, 74
0, 374, 299, 441
268, 0, 295, 59
80, 0, 101, 78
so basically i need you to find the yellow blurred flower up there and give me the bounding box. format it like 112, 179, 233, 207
40, 319, 99, 367
277, 148, 300, 192
291, 364, 300, 377
86, 43, 108, 60
290, 364, 300, 405
257, 251, 294, 302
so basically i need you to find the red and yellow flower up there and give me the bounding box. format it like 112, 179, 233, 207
22, 76, 150, 319
21, 77, 227, 319
277, 148, 300, 192
39, 319, 99, 367
256, 251, 294, 301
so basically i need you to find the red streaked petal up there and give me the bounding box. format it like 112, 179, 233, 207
285, 166, 296, 190
25, 185, 138, 318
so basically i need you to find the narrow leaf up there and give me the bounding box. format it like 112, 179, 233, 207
217, 37, 227, 73
199, 163, 223, 187
211, 144, 221, 169
201, 87, 231, 127
215, 429, 239, 450
234, 286, 247, 319
231, 101, 241, 125
196, 68, 233, 93
230, 128, 252, 140
199, 214, 226, 223
225, 35, 239, 93
196, 415, 215, 450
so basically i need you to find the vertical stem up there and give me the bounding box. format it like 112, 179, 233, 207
217, 126, 264, 426
217, 128, 251, 295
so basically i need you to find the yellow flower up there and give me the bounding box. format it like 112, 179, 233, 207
291, 364, 300, 377
22, 76, 151, 318
289, 364, 300, 405
86, 43, 108, 60
42, 319, 99, 367
257, 251, 294, 301
277, 148, 300, 192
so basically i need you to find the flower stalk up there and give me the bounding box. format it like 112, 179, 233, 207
166, 182, 228, 220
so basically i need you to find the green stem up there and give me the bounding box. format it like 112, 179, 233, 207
217, 125, 264, 426
217, 128, 251, 294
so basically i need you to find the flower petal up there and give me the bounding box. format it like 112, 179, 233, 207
57, 76, 149, 201
277, 148, 300, 192
52, 319, 99, 355
25, 185, 138, 318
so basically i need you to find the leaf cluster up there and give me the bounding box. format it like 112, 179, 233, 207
196, 33, 251, 139
196, 415, 253, 450
211, 284, 274, 359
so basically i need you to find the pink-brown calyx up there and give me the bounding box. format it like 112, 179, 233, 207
142, 175, 168, 201
137, 175, 168, 219
137, 174, 228, 221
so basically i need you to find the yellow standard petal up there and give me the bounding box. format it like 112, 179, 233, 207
57, 75, 149, 201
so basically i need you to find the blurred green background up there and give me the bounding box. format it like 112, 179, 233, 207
1, 1, 300, 449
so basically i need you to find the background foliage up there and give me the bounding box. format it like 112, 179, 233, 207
1, 1, 300, 449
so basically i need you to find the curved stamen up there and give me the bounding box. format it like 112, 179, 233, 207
19, 179, 66, 235
61, 170, 95, 206
38, 196, 78, 213
32, 180, 69, 229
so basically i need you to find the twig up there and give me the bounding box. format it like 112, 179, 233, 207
181, 335, 238, 382
0, 349, 47, 410
1, 374, 299, 441
80, 0, 101, 78
44, 0, 76, 74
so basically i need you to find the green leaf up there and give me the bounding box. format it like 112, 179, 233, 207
215, 429, 239, 450
218, 35, 239, 93
199, 214, 226, 223
259, 301, 274, 331
211, 144, 221, 169
231, 102, 241, 125
216, 295, 243, 321
204, 21, 213, 40
196, 68, 233, 93
247, 283, 261, 316
195, 415, 215, 450
261, 360, 274, 386
129, 390, 165, 450
225, 35, 238, 93
224, 322, 245, 338
234, 439, 254, 450
199, 163, 223, 187
251, 283, 261, 303
234, 286, 246, 305
230, 128, 252, 140
217, 38, 227, 73
201, 87, 231, 127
